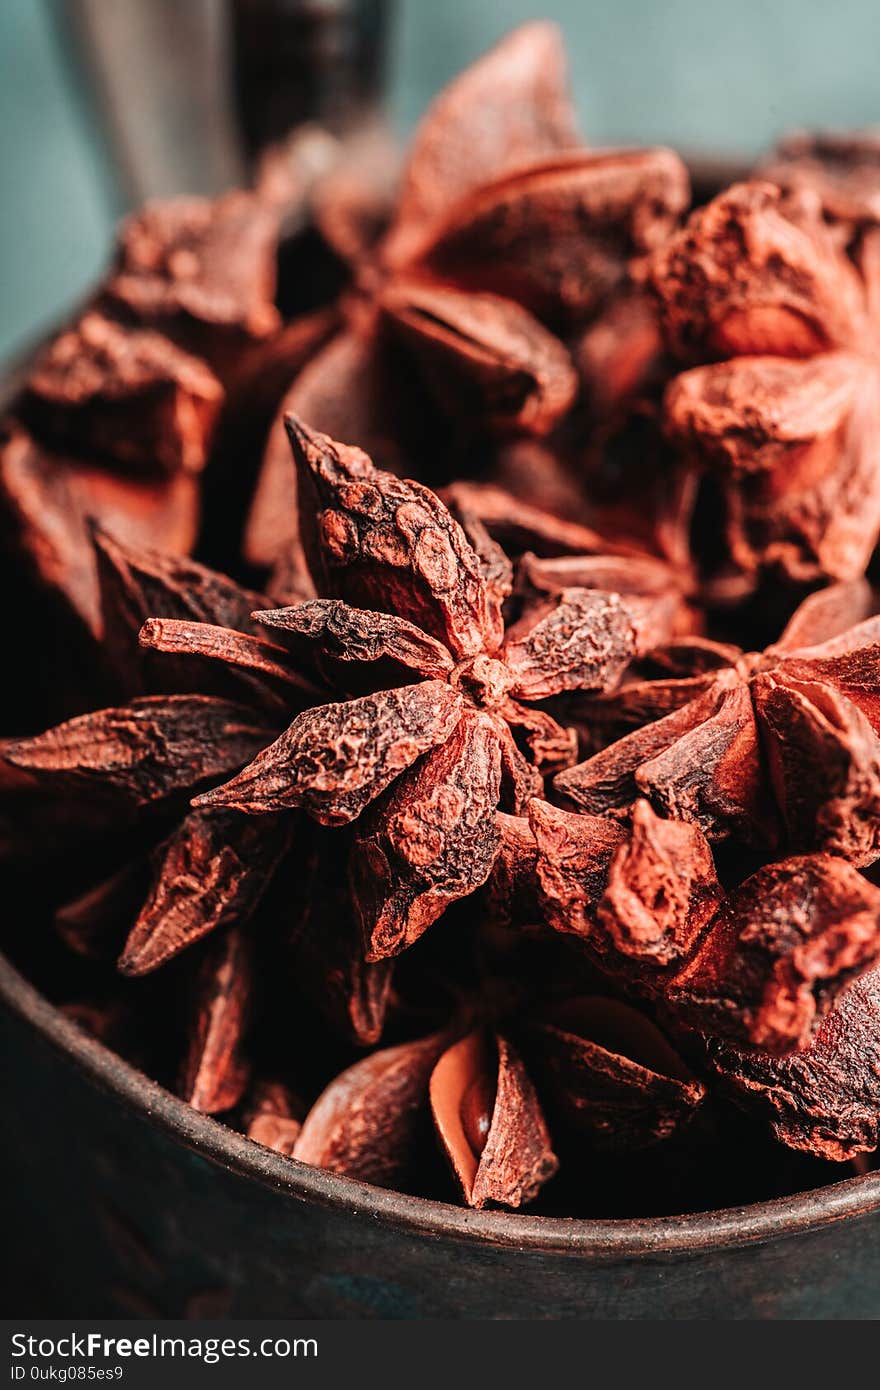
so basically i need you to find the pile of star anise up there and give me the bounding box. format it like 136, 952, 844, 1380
2, 25, 880, 1216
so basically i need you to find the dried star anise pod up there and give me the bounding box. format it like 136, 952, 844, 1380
181, 926, 254, 1113
522, 996, 707, 1154
0, 540, 288, 1089
665, 853, 880, 1054
197, 417, 685, 961
555, 580, 880, 861
89, 524, 290, 705
8, 26, 880, 1218
0, 413, 678, 1102
244, 1079, 304, 1156
21, 313, 223, 479
707, 966, 880, 1161
496, 798, 869, 1039
101, 191, 282, 381
291, 988, 704, 1207
0, 179, 292, 670
0, 526, 411, 1105
651, 179, 880, 598
244, 21, 690, 570
0, 319, 215, 644
523, 797, 880, 1067
490, 796, 722, 984
4, 122, 401, 655
490, 797, 880, 1157
429, 1031, 557, 1208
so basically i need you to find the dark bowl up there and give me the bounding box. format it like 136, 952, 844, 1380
3, 149, 879, 1321
2, 952, 879, 1319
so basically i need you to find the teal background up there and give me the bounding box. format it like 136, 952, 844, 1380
2, 0, 879, 365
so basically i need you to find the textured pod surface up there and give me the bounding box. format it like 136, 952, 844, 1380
23, 313, 223, 476
555, 675, 768, 843
180, 929, 253, 1115
195, 682, 463, 824
759, 130, 880, 227
597, 800, 723, 967
422, 149, 690, 320
294, 1033, 448, 1188
254, 599, 455, 680
653, 177, 880, 593
753, 672, 880, 864
0, 696, 277, 855
9, 21, 880, 1232
503, 589, 639, 699
383, 21, 578, 267
95, 528, 268, 672
353, 712, 503, 959
106, 191, 281, 361
288, 417, 496, 659
0, 426, 199, 637
382, 281, 578, 436
528, 997, 706, 1151
527, 799, 626, 943
709, 969, 880, 1160
667, 855, 880, 1054
119, 809, 292, 975
430, 1031, 558, 1209
651, 181, 869, 360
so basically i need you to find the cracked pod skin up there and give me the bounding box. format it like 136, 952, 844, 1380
2, 955, 879, 1319
3, 152, 880, 1319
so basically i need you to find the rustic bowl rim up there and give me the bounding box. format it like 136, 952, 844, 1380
4, 951, 878, 1258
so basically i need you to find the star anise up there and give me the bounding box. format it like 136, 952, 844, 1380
0, 531, 292, 945
244, 22, 690, 570
0, 523, 405, 1112
489, 797, 880, 1156
0, 184, 289, 653
290, 988, 705, 1208
181, 926, 255, 1114
706, 966, 880, 1161
664, 853, 880, 1055
554, 579, 880, 862
8, 24, 880, 1215
100, 191, 282, 381
651, 179, 880, 599
517, 798, 880, 1046
0, 321, 214, 641
196, 416, 685, 961
0, 416, 680, 1085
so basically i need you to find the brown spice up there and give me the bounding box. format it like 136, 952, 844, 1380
652, 181, 880, 595
23, 313, 223, 476
180, 928, 253, 1114
666, 854, 880, 1054
245, 1080, 304, 1157
6, 23, 880, 1213
105, 191, 281, 374
555, 582, 880, 861
199, 417, 681, 959
243, 23, 689, 569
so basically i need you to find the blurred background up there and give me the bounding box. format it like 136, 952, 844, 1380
2, 0, 879, 366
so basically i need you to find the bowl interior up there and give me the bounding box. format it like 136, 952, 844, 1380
2, 950, 878, 1257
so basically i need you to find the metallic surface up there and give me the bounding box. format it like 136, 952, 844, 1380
231, 0, 391, 160
2, 953, 879, 1318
